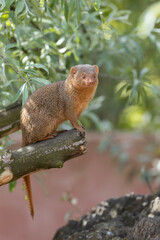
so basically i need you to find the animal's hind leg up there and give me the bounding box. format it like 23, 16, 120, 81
36, 132, 57, 142
36, 130, 67, 142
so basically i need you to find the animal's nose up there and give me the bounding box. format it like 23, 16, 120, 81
89, 79, 94, 85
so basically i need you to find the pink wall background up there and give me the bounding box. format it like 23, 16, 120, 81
0, 132, 152, 240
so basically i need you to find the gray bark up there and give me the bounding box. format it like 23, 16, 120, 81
0, 129, 86, 186
0, 101, 21, 138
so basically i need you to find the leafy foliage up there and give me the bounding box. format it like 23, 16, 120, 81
1, 0, 160, 189
0, 0, 135, 127
0, 1, 159, 112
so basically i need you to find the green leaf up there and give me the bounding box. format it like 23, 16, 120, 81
93, 2, 99, 11
64, 0, 69, 22
21, 68, 39, 76
76, 0, 81, 24
0, 79, 19, 88
13, 83, 25, 102
1, 91, 14, 100
26, 0, 42, 16
5, 43, 17, 51
22, 83, 28, 106
47, 6, 54, 18
96, 0, 101, 9
116, 83, 128, 97
132, 69, 137, 79
149, 84, 160, 97
85, 112, 102, 131
140, 68, 149, 79
0, 0, 5, 11
130, 39, 142, 62
5, 0, 15, 10
137, 2, 160, 38
61, 0, 64, 7
9, 180, 17, 192
110, 144, 120, 156
29, 63, 49, 74
129, 84, 138, 103
15, 0, 25, 18
98, 137, 110, 152
83, 96, 105, 113
49, 0, 58, 8
32, 77, 51, 85
69, 0, 75, 20
141, 167, 152, 184
0, 33, 5, 43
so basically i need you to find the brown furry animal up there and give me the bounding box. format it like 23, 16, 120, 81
20, 64, 99, 217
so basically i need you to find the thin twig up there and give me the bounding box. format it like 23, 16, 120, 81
0, 54, 27, 82
0, 54, 34, 91
99, 73, 122, 81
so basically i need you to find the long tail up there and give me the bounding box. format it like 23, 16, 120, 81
23, 175, 34, 218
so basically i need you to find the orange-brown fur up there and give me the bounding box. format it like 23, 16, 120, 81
20, 64, 99, 217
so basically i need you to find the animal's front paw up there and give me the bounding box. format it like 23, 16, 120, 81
75, 125, 85, 137
79, 126, 85, 137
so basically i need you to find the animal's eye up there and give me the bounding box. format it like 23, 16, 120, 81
93, 74, 96, 78
82, 74, 86, 79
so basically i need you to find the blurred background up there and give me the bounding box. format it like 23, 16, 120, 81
1, 0, 160, 239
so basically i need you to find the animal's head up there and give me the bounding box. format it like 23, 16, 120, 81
69, 64, 99, 89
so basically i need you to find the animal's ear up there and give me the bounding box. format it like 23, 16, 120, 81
93, 65, 99, 74
70, 66, 77, 76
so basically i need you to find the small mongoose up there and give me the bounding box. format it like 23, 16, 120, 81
20, 64, 99, 217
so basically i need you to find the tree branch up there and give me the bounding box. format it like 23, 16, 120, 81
99, 73, 122, 81
0, 129, 86, 186
0, 54, 27, 82
0, 101, 21, 138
